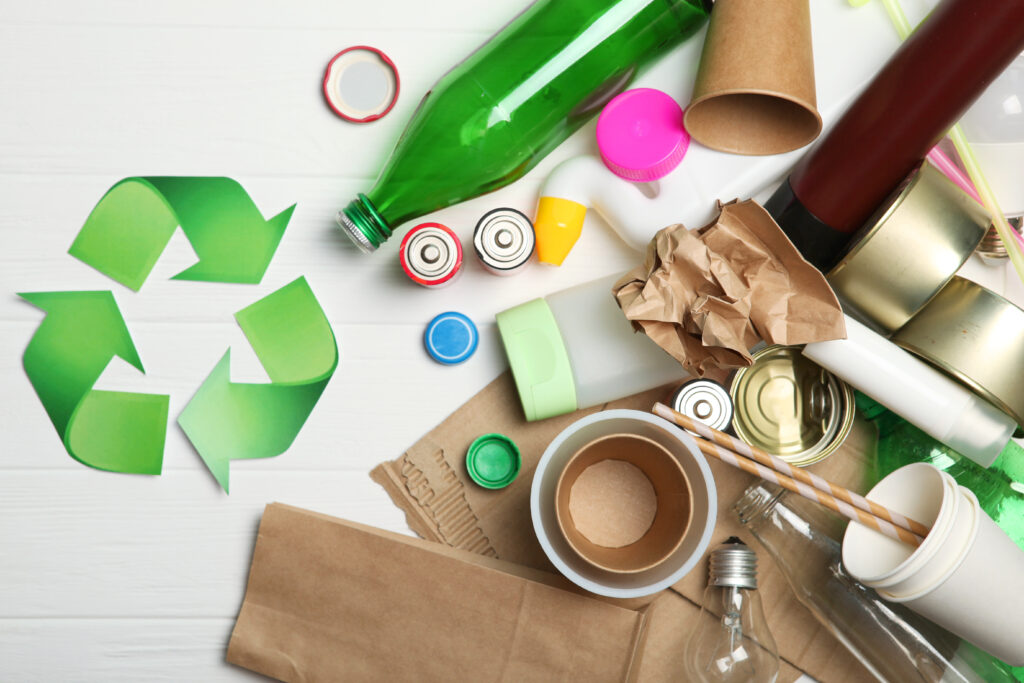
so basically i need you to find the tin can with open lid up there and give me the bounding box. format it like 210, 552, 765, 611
826, 161, 989, 334
730, 345, 854, 467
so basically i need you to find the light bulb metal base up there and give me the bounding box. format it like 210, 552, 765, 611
709, 539, 758, 590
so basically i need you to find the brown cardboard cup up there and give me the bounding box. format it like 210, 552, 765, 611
684, 0, 821, 155
555, 433, 693, 573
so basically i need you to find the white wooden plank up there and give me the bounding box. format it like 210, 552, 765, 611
0, 173, 645, 327
2, 0, 528, 32
0, 24, 475, 177
0, 618, 261, 682
0, 22, 702, 178
0, 470, 412, 617
0, 319, 511, 471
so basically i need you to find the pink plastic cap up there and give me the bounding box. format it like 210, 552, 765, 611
596, 88, 689, 182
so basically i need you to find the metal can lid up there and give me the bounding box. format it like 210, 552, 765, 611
466, 433, 521, 489
424, 311, 478, 365
473, 208, 535, 272
670, 379, 733, 434
322, 46, 400, 123
400, 222, 462, 287
730, 345, 854, 467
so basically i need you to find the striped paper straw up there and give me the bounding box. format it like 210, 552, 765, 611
653, 402, 928, 547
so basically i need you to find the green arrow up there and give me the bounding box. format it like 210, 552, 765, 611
178, 276, 338, 493
20, 290, 169, 474
69, 177, 295, 291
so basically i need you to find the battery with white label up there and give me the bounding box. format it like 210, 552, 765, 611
473, 208, 535, 275
400, 222, 463, 288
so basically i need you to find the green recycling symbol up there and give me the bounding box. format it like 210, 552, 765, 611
20, 177, 338, 493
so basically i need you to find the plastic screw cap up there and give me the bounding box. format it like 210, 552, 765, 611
424, 312, 478, 365
466, 434, 522, 489
596, 88, 689, 181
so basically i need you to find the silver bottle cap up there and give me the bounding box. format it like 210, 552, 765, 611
709, 537, 758, 590
336, 210, 376, 253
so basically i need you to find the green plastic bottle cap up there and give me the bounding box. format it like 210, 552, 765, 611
466, 434, 521, 489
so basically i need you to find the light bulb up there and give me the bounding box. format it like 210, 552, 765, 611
685, 538, 779, 683
960, 51, 1024, 218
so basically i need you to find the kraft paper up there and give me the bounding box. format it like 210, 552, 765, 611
370, 371, 878, 682
227, 503, 648, 682
613, 200, 846, 377
684, 0, 821, 155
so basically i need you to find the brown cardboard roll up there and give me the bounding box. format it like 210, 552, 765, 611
684, 0, 821, 155
555, 433, 692, 574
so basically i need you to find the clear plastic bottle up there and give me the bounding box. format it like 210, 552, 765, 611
337, 0, 711, 252
734, 481, 1016, 683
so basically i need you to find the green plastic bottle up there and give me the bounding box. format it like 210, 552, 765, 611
859, 393, 1024, 549
337, 0, 711, 252
858, 394, 1024, 681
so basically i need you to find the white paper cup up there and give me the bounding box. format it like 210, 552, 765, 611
843, 462, 1024, 665
531, 409, 717, 598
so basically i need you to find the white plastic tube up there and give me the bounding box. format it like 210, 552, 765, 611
534, 0, 907, 263
803, 316, 1016, 467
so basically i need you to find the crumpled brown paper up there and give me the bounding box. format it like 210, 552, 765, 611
613, 200, 845, 376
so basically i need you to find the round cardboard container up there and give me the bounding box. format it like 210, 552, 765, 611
894, 276, 1024, 435
554, 433, 692, 574
827, 162, 989, 334
531, 410, 717, 598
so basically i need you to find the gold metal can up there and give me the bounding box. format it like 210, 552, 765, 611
827, 161, 989, 334
894, 276, 1024, 433
730, 346, 855, 467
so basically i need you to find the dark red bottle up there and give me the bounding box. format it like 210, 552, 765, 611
767, 0, 1024, 271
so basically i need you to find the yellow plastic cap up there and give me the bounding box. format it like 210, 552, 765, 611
534, 196, 587, 266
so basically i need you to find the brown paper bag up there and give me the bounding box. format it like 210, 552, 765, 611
372, 372, 877, 683
227, 503, 651, 682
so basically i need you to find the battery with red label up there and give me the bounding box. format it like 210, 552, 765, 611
399, 222, 463, 288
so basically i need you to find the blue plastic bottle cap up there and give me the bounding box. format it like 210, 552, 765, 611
424, 312, 478, 365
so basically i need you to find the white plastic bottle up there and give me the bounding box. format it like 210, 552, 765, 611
495, 274, 688, 421
802, 316, 1016, 467
533, 0, 907, 264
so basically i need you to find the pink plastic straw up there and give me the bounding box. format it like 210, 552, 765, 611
928, 146, 1024, 251
927, 147, 981, 203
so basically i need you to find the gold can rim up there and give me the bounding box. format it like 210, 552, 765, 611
893, 277, 1024, 436
729, 345, 855, 467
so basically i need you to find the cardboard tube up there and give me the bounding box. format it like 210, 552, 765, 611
555, 433, 692, 574
684, 0, 821, 155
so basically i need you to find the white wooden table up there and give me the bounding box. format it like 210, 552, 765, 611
0, 0, 1014, 680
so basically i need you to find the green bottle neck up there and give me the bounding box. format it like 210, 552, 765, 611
338, 194, 391, 253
